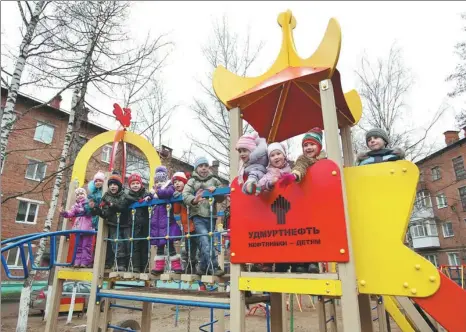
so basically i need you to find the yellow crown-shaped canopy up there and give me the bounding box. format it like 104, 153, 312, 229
212, 10, 362, 142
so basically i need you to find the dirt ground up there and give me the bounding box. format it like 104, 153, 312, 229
1, 297, 402, 331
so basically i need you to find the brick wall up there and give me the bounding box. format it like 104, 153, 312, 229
416, 138, 466, 266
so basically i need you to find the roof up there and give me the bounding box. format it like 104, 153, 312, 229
0, 85, 111, 131
415, 137, 466, 165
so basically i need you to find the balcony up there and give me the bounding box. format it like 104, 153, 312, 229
412, 235, 440, 249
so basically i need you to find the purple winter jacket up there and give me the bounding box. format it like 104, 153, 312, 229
150, 181, 181, 246
61, 198, 93, 231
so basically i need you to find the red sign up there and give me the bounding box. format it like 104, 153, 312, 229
230, 159, 349, 264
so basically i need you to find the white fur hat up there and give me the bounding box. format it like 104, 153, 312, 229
267, 142, 286, 158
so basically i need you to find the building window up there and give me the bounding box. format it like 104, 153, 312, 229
459, 186, 466, 211
416, 190, 432, 209
447, 252, 461, 266
25, 159, 47, 181
5, 245, 31, 269
15, 199, 41, 224
101, 145, 112, 163
423, 254, 438, 267
410, 221, 438, 238
431, 166, 441, 181
435, 193, 448, 209
441, 222, 454, 238
452, 156, 466, 181
33, 122, 54, 144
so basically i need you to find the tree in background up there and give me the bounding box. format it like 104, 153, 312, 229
189, 15, 264, 174
354, 44, 446, 162
446, 12, 466, 128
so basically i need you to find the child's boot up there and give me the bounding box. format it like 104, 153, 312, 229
170, 255, 183, 274
151, 256, 165, 275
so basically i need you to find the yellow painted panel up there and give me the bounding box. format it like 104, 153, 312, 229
71, 131, 161, 188
239, 277, 342, 296
344, 161, 440, 297
58, 270, 93, 282
212, 10, 341, 108
343, 89, 362, 126
384, 296, 415, 332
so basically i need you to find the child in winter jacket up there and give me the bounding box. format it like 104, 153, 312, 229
182, 157, 226, 276
125, 173, 150, 273
90, 171, 130, 271
356, 128, 405, 166
258, 142, 291, 191
149, 166, 182, 275
236, 132, 268, 195
87, 171, 105, 229
280, 128, 324, 273
60, 188, 94, 268
172, 171, 198, 274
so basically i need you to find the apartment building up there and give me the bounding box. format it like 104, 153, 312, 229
0, 86, 196, 280
408, 129, 466, 269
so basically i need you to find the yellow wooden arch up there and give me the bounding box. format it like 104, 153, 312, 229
71, 131, 160, 188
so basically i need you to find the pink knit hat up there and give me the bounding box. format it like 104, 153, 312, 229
93, 170, 105, 182
236, 132, 259, 152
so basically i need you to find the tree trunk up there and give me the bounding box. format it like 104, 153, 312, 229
0, 0, 46, 166
16, 79, 77, 332
42, 15, 99, 322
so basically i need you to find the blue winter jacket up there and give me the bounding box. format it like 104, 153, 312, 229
356, 148, 405, 166
87, 180, 103, 229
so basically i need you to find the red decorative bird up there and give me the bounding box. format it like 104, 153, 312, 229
113, 103, 132, 128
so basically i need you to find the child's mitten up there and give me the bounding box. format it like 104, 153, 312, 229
278, 173, 296, 188
242, 180, 257, 195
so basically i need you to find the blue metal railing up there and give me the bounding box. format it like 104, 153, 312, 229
1, 187, 231, 280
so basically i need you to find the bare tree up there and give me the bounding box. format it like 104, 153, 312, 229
1, 1, 49, 166
354, 44, 447, 162
446, 12, 466, 128
132, 80, 177, 148
189, 14, 264, 171
12, 2, 172, 329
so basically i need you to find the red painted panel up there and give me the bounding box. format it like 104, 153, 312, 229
413, 273, 466, 332
230, 159, 349, 263
61, 297, 85, 305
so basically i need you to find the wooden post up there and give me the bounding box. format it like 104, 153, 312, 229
270, 293, 286, 332
100, 280, 114, 332
328, 299, 338, 332
376, 297, 388, 332
317, 296, 327, 332
395, 297, 432, 332
228, 107, 246, 332
141, 283, 152, 332
86, 173, 110, 332
319, 79, 363, 331
44, 179, 78, 331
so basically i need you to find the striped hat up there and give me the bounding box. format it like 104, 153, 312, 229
172, 171, 188, 184
302, 127, 323, 152
108, 171, 123, 191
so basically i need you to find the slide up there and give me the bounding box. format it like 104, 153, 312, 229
412, 273, 466, 332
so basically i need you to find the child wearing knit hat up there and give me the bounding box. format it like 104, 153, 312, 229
124, 173, 151, 273
236, 132, 268, 195
87, 171, 105, 230
60, 188, 94, 267
280, 127, 324, 186
182, 156, 226, 276
258, 142, 291, 191
172, 171, 198, 274
356, 128, 405, 166
89, 171, 131, 271
148, 166, 183, 275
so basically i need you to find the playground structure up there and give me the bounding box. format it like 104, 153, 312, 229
2, 9, 466, 332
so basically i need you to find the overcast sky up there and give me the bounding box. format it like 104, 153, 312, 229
1, 1, 465, 163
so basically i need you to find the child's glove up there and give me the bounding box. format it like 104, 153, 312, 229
242, 180, 257, 195
278, 173, 296, 188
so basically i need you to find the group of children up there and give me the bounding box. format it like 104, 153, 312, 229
59, 157, 227, 277
234, 126, 404, 273
60, 126, 404, 276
